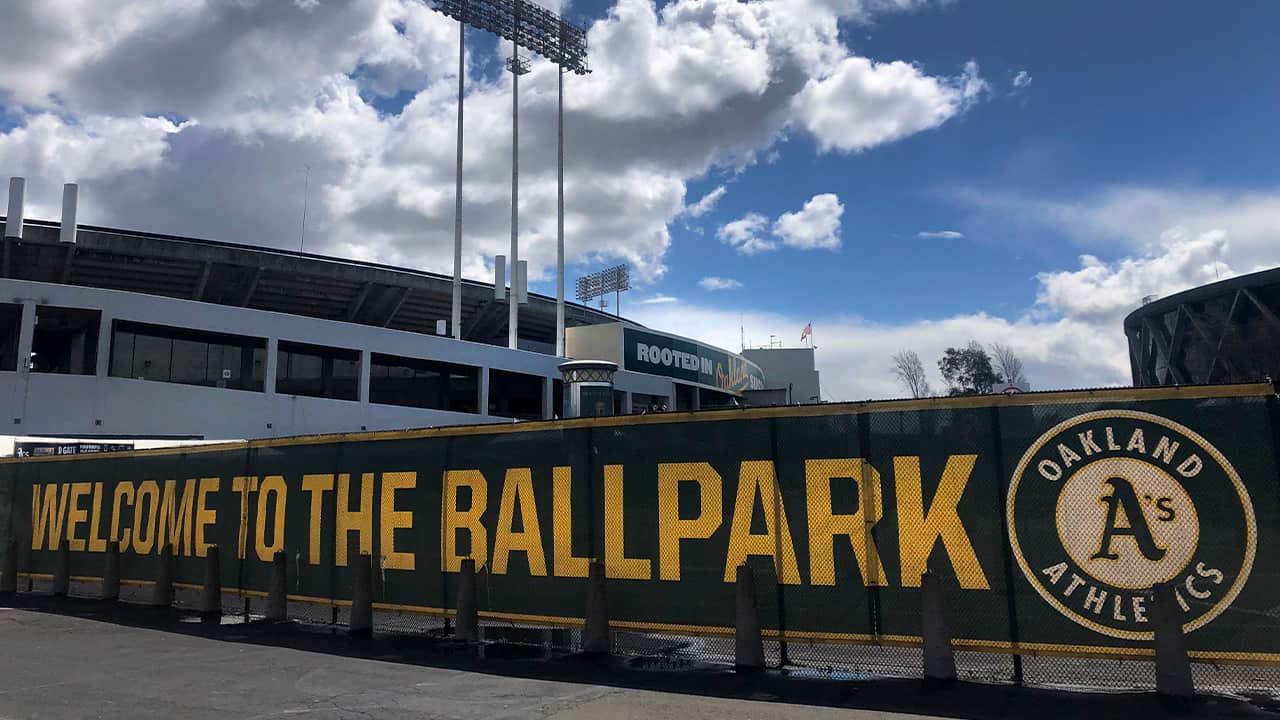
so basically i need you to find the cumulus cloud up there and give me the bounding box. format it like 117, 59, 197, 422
684, 185, 727, 218
772, 192, 843, 250
0, 0, 984, 285
1012, 70, 1032, 89
716, 212, 776, 255
916, 229, 964, 240
698, 276, 743, 290
792, 59, 988, 153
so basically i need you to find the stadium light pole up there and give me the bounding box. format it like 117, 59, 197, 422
428, 0, 589, 350
451, 1, 465, 340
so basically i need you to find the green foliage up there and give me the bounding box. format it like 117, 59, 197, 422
938, 341, 1003, 395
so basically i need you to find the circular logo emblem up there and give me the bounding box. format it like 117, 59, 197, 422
1007, 410, 1256, 639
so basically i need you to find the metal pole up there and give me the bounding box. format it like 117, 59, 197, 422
507, 0, 521, 351
451, 10, 465, 340
555, 65, 566, 357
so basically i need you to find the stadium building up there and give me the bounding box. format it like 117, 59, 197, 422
1125, 266, 1280, 387
0, 179, 786, 442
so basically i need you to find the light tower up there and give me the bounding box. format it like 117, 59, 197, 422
429, 0, 589, 351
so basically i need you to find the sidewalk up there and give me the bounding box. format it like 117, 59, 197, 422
0, 599, 1271, 719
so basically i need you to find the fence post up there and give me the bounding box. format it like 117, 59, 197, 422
0, 537, 16, 594
200, 545, 222, 616
735, 564, 765, 670
152, 544, 174, 607
52, 539, 70, 596
1151, 582, 1194, 698
266, 550, 287, 621
583, 559, 609, 654
350, 552, 373, 636
455, 557, 478, 642
101, 540, 120, 601
921, 571, 957, 683
989, 405, 1024, 685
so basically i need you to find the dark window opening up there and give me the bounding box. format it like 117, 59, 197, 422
32, 306, 99, 375
699, 387, 737, 409
277, 341, 360, 401
109, 320, 266, 391
0, 304, 20, 372
631, 392, 668, 414
674, 383, 696, 411
489, 369, 544, 420
369, 353, 479, 413
552, 379, 563, 419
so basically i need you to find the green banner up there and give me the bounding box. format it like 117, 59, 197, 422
623, 327, 764, 395
4, 384, 1278, 664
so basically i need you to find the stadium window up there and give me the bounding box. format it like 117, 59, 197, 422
0, 304, 20, 372
277, 341, 360, 401
674, 383, 696, 411
108, 320, 266, 391
488, 369, 544, 420
369, 353, 480, 413
31, 306, 99, 375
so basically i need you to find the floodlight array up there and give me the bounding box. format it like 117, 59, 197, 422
432, 0, 589, 74
576, 264, 630, 303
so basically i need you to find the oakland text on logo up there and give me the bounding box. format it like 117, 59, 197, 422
1007, 410, 1256, 640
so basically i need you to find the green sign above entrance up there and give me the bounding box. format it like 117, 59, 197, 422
623, 328, 764, 395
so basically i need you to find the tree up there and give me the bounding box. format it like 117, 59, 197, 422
890, 350, 932, 398
988, 342, 1028, 387
938, 342, 1003, 395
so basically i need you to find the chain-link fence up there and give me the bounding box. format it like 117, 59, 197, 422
4, 385, 1279, 697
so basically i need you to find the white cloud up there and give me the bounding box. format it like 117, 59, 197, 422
916, 229, 964, 240
792, 59, 988, 153
637, 294, 679, 304
1012, 70, 1032, 89
698, 276, 743, 290
0, 0, 982, 286
772, 192, 843, 250
684, 185, 727, 218
716, 212, 776, 255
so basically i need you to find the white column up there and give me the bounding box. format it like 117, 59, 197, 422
555, 68, 566, 357
16, 301, 35, 372
507, 6, 521, 350
479, 367, 490, 416
94, 314, 112, 377
264, 338, 278, 394
543, 376, 554, 420
358, 349, 371, 404
622, 390, 632, 415
451, 16, 465, 340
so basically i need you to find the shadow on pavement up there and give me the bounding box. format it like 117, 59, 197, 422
1, 592, 1272, 720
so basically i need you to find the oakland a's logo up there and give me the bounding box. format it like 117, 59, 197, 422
1007, 410, 1256, 639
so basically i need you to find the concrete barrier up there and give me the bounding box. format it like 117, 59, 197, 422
920, 572, 957, 682
583, 559, 610, 654
199, 545, 222, 616
1151, 582, 1194, 697
734, 564, 764, 670
52, 540, 70, 596
455, 558, 478, 642
266, 550, 287, 622
350, 553, 373, 635
0, 537, 16, 594
101, 541, 120, 601
152, 544, 174, 607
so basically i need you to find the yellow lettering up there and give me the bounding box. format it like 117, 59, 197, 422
111, 482, 135, 553
133, 480, 160, 554
336, 472, 373, 567
301, 474, 334, 565
31, 483, 69, 551
232, 476, 259, 560
603, 465, 651, 580
552, 466, 589, 578
255, 475, 287, 562
723, 461, 800, 584
492, 468, 547, 576
65, 482, 91, 551
88, 482, 107, 552
379, 471, 415, 571
443, 469, 488, 572
157, 480, 197, 556
805, 459, 887, 586
894, 455, 988, 589
194, 477, 219, 557
657, 462, 723, 581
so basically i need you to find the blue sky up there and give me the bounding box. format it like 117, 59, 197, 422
2, 0, 1277, 399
